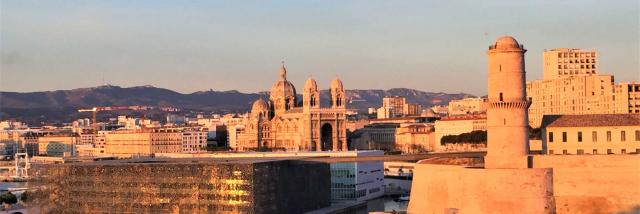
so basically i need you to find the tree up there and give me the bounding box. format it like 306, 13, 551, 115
441, 131, 487, 145
1, 192, 18, 205
20, 191, 30, 203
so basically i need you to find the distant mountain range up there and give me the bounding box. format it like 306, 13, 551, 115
0, 85, 474, 125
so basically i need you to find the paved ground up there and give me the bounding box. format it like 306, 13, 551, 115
304, 200, 367, 214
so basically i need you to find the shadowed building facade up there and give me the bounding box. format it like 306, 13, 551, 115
236, 63, 348, 151
31, 158, 331, 214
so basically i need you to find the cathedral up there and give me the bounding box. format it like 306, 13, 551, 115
236, 63, 348, 151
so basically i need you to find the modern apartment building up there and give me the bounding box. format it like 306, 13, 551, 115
38, 134, 78, 156
527, 74, 615, 127
542, 48, 597, 80
525, 48, 639, 128
614, 82, 640, 114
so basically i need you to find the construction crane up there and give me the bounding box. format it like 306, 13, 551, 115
78, 106, 154, 134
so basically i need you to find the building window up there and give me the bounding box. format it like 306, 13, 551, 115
499, 93, 503, 101
606, 131, 612, 142
592, 149, 598, 155
607, 149, 613, 154
562, 149, 568, 155
621, 149, 626, 154
549, 150, 554, 155
577, 132, 582, 142
636, 130, 640, 141
562, 132, 567, 142
592, 131, 597, 142
621, 131, 626, 141
548, 132, 554, 142
577, 149, 584, 155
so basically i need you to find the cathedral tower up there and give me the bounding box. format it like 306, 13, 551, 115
485, 36, 530, 169
330, 78, 346, 109
303, 77, 320, 111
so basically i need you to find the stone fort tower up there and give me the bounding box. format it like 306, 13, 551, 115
485, 36, 531, 168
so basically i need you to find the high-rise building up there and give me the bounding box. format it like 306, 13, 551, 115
527, 75, 616, 127
383, 96, 406, 112
403, 103, 423, 116
543, 48, 597, 80
377, 96, 423, 119
614, 82, 640, 114
525, 48, 636, 128
377, 97, 405, 119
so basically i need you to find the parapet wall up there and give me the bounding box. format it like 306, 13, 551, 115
533, 155, 640, 214
408, 164, 554, 214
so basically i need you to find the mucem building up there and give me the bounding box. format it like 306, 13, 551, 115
31, 158, 331, 213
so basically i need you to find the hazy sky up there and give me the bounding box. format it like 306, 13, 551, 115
1, 1, 638, 95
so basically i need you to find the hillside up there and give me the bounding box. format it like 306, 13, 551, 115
0, 85, 473, 125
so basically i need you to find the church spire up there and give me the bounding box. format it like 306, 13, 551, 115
279, 61, 287, 80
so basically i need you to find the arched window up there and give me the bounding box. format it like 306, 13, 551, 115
285, 98, 290, 110
310, 95, 316, 107
499, 93, 503, 101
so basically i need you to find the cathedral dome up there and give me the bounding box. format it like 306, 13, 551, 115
492, 36, 521, 50
251, 98, 269, 113
270, 63, 297, 101
304, 77, 318, 92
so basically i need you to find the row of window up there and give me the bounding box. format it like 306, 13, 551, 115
549, 148, 639, 155
558, 64, 595, 69
557, 52, 596, 58
558, 58, 596, 63
549, 130, 640, 143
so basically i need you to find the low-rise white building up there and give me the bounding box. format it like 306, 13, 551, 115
447, 97, 488, 116
434, 114, 487, 151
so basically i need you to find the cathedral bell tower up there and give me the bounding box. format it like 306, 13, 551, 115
303, 77, 320, 111
330, 78, 346, 109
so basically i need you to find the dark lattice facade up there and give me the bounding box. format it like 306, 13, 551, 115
31, 158, 330, 213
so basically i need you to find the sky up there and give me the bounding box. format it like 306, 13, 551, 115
1, 1, 638, 95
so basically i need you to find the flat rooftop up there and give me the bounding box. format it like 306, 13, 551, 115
155, 150, 385, 159
35, 157, 311, 166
